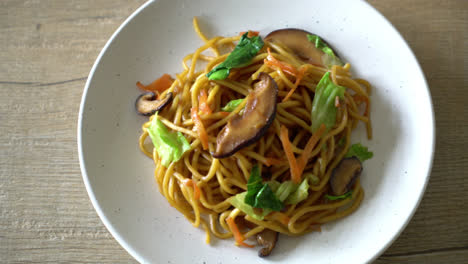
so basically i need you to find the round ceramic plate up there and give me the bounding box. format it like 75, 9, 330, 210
78, 0, 435, 263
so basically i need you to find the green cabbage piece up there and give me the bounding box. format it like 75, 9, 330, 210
307, 34, 343, 68
267, 180, 281, 193
244, 165, 263, 206
244, 165, 283, 212
275, 181, 297, 202
147, 113, 191, 167
311, 72, 346, 132
228, 192, 269, 220
345, 143, 374, 162
285, 178, 309, 205
221, 99, 244, 112
254, 184, 284, 211
207, 33, 264, 80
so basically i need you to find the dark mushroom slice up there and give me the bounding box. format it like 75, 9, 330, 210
135, 92, 173, 116
330, 157, 363, 196
265, 28, 340, 67
256, 229, 278, 257
212, 73, 278, 158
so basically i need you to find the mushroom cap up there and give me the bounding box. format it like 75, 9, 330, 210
135, 92, 173, 116
265, 28, 340, 67
212, 73, 278, 158
256, 229, 278, 257
330, 157, 363, 196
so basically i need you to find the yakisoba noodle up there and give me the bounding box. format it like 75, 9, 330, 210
138, 18, 372, 253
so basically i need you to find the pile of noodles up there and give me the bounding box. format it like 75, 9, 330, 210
139, 18, 372, 246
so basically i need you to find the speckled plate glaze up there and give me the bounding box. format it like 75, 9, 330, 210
78, 0, 435, 263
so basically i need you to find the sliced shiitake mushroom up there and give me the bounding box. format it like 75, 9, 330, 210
135, 92, 173, 116
257, 229, 278, 257
265, 28, 340, 67
212, 73, 278, 158
330, 157, 362, 196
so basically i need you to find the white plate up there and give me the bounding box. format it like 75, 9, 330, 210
78, 0, 435, 263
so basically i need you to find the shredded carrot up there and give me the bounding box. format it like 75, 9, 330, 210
226, 217, 254, 248
219, 111, 231, 117
191, 107, 209, 150
264, 157, 284, 167
193, 181, 201, 200
335, 96, 341, 107
183, 179, 201, 200
136, 73, 173, 93
297, 124, 326, 173
239, 30, 260, 37
136, 81, 146, 90
264, 48, 298, 76
282, 66, 307, 102
270, 212, 290, 226
198, 88, 212, 114
279, 125, 301, 184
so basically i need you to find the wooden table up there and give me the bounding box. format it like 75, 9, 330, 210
1, 0, 467, 263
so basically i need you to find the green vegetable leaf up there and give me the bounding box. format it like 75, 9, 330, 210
221, 99, 244, 112
244, 165, 284, 212
207, 33, 264, 80
307, 34, 343, 68
267, 180, 281, 193
228, 192, 270, 220
325, 191, 352, 200
244, 165, 263, 206
147, 113, 191, 167
311, 72, 346, 132
345, 143, 374, 162
208, 68, 230, 80
285, 178, 309, 205
254, 184, 284, 211
275, 181, 297, 202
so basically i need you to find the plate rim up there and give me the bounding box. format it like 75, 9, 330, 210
77, 0, 436, 263
77, 1, 155, 263
355, 1, 436, 262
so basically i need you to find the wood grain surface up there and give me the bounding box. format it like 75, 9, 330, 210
1, 0, 467, 263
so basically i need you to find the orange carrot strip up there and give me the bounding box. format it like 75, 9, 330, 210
191, 107, 209, 150
282, 66, 307, 102
226, 217, 254, 248
264, 59, 297, 76
270, 212, 290, 226
183, 179, 201, 200
279, 125, 301, 184
297, 124, 326, 173
199, 88, 212, 114
264, 48, 298, 76
137, 73, 173, 93
264, 157, 284, 167
193, 180, 201, 200
136, 81, 146, 90
239, 30, 260, 37
219, 111, 231, 117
